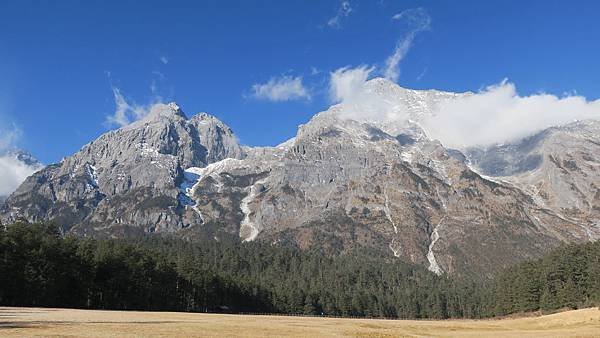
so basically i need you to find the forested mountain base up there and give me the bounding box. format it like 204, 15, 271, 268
0, 222, 598, 319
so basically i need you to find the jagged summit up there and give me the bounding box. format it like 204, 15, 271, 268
123, 102, 187, 130
254, 78, 461, 148
121, 103, 238, 138
194, 112, 220, 120
2, 104, 245, 233
311, 77, 469, 138
363, 77, 470, 96
149, 102, 186, 119
190, 112, 233, 129
363, 77, 416, 95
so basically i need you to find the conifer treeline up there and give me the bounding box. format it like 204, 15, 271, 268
0, 222, 598, 318
492, 241, 600, 315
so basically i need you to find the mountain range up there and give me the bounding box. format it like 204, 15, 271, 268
2, 78, 599, 277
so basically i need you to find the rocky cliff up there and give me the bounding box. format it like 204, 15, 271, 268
2, 103, 244, 236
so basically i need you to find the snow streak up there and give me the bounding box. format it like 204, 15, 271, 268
427, 216, 445, 275
178, 167, 205, 223
240, 179, 267, 242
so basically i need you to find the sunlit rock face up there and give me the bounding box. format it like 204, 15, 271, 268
1, 103, 245, 235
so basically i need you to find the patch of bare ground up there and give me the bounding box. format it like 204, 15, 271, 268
0, 306, 599, 337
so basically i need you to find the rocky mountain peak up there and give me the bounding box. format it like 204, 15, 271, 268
296, 79, 462, 144
149, 102, 186, 119
363, 77, 407, 93
123, 102, 187, 131
3, 149, 43, 168
1, 103, 246, 233
190, 112, 232, 129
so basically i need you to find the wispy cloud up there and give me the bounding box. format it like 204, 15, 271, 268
416, 67, 428, 81
149, 70, 170, 97
160, 56, 169, 65
0, 124, 21, 151
105, 87, 155, 128
329, 65, 373, 103
104, 69, 170, 128
327, 1, 353, 29
250, 75, 311, 102
384, 7, 431, 82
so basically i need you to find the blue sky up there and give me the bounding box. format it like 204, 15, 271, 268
1, 0, 600, 164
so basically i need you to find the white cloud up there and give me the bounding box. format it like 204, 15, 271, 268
385, 7, 431, 82
0, 125, 43, 197
329, 70, 600, 148
105, 87, 156, 128
329, 67, 412, 123
160, 56, 169, 64
150, 71, 167, 96
250, 75, 311, 102
327, 1, 353, 29
104, 69, 170, 128
106, 88, 132, 127
329, 65, 373, 103
423, 80, 600, 149
0, 153, 42, 196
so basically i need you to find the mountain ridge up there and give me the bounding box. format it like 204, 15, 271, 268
2, 78, 599, 276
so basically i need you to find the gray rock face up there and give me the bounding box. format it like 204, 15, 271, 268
1, 103, 244, 235
187, 108, 595, 277
466, 120, 600, 241
465, 131, 548, 177
2, 81, 599, 277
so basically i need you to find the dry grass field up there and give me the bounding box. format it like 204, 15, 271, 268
1, 306, 599, 337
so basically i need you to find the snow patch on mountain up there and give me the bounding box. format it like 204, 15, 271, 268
389, 240, 401, 258
240, 178, 267, 242
136, 142, 160, 158
427, 217, 445, 275
383, 187, 397, 234
178, 167, 205, 221
88, 164, 99, 186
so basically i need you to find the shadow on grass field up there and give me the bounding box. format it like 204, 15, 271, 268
1, 306, 599, 337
